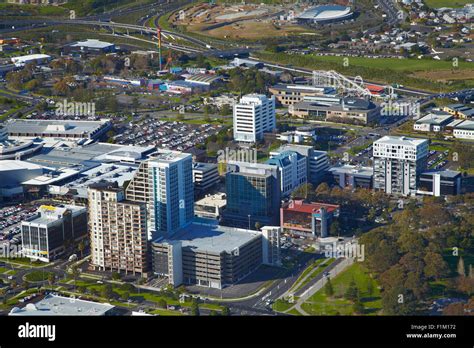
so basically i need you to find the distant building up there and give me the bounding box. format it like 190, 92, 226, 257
185, 74, 223, 88
413, 113, 454, 132
192, 162, 219, 197
221, 161, 281, 229
10, 54, 51, 67
64, 39, 115, 56
280, 200, 340, 238
267, 150, 307, 196
9, 294, 116, 316
373, 136, 429, 195
151, 219, 280, 289
88, 184, 148, 275
194, 192, 226, 219
329, 165, 374, 189
5, 119, 111, 141
452, 120, 474, 140
276, 126, 318, 144
233, 94, 276, 143
270, 144, 329, 184
21, 204, 87, 262
418, 170, 462, 196
443, 104, 474, 119
268, 84, 336, 106
125, 150, 194, 240
290, 97, 380, 125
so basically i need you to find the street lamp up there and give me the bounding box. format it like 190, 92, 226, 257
248, 214, 251, 231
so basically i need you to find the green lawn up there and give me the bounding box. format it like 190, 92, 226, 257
301, 263, 382, 316
149, 308, 184, 316
24, 270, 53, 282
295, 258, 336, 292
424, 0, 471, 8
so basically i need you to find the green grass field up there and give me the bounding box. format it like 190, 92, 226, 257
424, 0, 471, 8
301, 263, 382, 316
24, 270, 53, 282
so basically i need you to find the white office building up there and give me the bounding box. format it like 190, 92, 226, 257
233, 94, 276, 142
373, 136, 429, 196
126, 150, 194, 239
270, 144, 329, 184
267, 151, 307, 196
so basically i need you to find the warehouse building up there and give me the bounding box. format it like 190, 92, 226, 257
63, 39, 116, 56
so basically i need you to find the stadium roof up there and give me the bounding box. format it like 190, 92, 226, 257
297, 5, 352, 22
70, 39, 114, 49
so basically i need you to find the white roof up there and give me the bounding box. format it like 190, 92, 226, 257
374, 135, 428, 146
11, 54, 51, 63
0, 160, 42, 172
71, 39, 114, 49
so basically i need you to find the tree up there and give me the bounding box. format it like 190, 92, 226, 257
209, 310, 218, 316
157, 298, 167, 309
47, 273, 55, 291
367, 280, 374, 296
121, 292, 130, 302
344, 280, 359, 302
101, 284, 114, 300
190, 300, 200, 316
221, 306, 231, 316
325, 278, 334, 297
352, 300, 365, 314
71, 266, 80, 290
457, 257, 466, 277
424, 252, 449, 280
111, 272, 121, 281
78, 240, 86, 259
254, 221, 262, 231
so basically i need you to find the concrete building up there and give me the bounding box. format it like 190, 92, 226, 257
21, 204, 87, 262
260, 226, 281, 266
270, 144, 329, 184
267, 150, 307, 197
10, 53, 51, 67
233, 94, 276, 142
151, 219, 279, 289
418, 170, 462, 196
221, 161, 281, 229
453, 120, 474, 140
373, 136, 429, 195
125, 150, 194, 240
268, 84, 336, 106
88, 184, 148, 275
0, 126, 43, 160
289, 97, 380, 125
329, 165, 374, 189
5, 119, 112, 141
413, 113, 454, 132
276, 126, 318, 144
194, 192, 226, 219
280, 200, 340, 238
192, 162, 219, 197
443, 104, 474, 119
9, 294, 116, 316
64, 39, 115, 56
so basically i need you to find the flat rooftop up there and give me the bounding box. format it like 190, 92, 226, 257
6, 119, 109, 137
329, 164, 374, 177
421, 169, 461, 178
195, 193, 226, 208
374, 135, 428, 147
70, 39, 114, 49
415, 113, 453, 125
9, 294, 115, 316
282, 200, 340, 214
150, 149, 191, 164
156, 219, 260, 254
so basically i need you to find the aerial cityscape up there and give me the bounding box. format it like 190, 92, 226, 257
0, 0, 473, 339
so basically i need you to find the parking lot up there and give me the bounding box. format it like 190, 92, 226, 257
0, 204, 38, 245
113, 117, 225, 151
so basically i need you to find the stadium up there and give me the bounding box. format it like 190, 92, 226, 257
297, 5, 353, 24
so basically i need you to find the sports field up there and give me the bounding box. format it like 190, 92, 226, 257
424, 0, 471, 8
